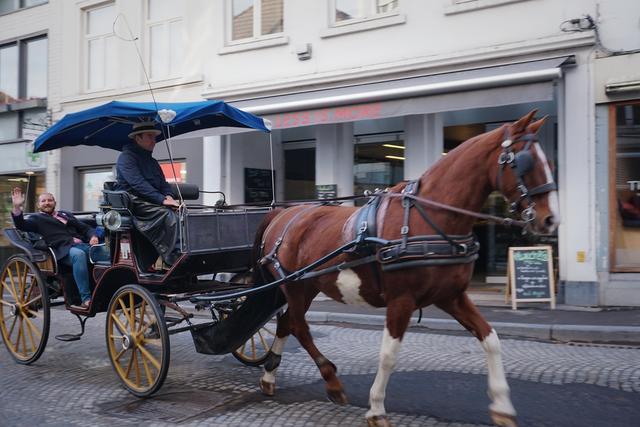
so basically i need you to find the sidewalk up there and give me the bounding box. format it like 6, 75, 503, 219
306, 292, 640, 345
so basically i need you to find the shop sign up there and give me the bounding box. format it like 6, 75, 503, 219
270, 102, 383, 129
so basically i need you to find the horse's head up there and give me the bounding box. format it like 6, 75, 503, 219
493, 111, 560, 235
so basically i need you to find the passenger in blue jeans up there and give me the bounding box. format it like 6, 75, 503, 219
11, 187, 107, 310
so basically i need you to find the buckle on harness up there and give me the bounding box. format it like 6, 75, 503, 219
456, 243, 468, 255
359, 221, 368, 233
400, 225, 409, 235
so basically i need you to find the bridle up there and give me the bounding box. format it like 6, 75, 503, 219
496, 129, 557, 227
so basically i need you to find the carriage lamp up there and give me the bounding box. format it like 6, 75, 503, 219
101, 210, 122, 231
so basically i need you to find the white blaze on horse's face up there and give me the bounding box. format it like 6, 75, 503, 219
534, 143, 561, 232
335, 269, 371, 307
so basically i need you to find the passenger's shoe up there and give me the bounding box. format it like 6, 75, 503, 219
71, 299, 91, 310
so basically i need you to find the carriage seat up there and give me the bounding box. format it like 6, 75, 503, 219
101, 182, 200, 208
2, 228, 50, 263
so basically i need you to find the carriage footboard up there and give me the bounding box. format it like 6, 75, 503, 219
190, 287, 286, 355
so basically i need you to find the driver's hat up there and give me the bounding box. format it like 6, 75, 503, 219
128, 121, 161, 139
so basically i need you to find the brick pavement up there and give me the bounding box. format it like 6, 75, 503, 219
0, 307, 639, 426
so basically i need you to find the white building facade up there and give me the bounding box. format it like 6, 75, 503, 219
1, 0, 639, 306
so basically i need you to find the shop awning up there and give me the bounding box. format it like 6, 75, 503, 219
231, 57, 571, 129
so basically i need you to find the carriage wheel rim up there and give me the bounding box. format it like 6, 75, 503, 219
0, 257, 47, 362
234, 322, 276, 363
107, 287, 167, 394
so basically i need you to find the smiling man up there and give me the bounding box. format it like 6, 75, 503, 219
11, 188, 99, 310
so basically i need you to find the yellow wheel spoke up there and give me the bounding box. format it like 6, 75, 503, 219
125, 348, 135, 378
118, 298, 133, 329
23, 315, 37, 354
5, 270, 19, 301
137, 342, 161, 371
129, 292, 135, 329
237, 341, 247, 356
110, 313, 129, 335
0, 298, 15, 307
7, 314, 18, 338
250, 335, 256, 359
262, 325, 276, 336
141, 351, 155, 386
137, 300, 147, 334
133, 348, 141, 386
22, 315, 42, 340
24, 294, 42, 308
114, 347, 128, 362
258, 330, 269, 352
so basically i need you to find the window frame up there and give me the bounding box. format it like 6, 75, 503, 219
0, 0, 47, 16
145, 0, 185, 81
83, 1, 117, 92
321, 0, 404, 39
222, 0, 286, 51
609, 100, 640, 272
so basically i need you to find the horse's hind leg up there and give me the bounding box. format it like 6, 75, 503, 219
366, 295, 414, 427
286, 283, 348, 405
437, 293, 517, 427
260, 309, 290, 397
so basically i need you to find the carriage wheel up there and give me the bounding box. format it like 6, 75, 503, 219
231, 312, 278, 367
106, 284, 169, 397
0, 255, 50, 365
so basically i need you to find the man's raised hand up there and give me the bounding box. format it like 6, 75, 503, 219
11, 187, 25, 212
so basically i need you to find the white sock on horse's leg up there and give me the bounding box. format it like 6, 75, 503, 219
480, 329, 516, 416
261, 335, 288, 385
366, 327, 401, 419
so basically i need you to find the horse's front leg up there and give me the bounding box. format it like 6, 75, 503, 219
260, 310, 290, 396
437, 293, 517, 427
366, 295, 414, 427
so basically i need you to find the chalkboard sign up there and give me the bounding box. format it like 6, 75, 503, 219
507, 246, 555, 310
316, 184, 337, 200
245, 168, 274, 203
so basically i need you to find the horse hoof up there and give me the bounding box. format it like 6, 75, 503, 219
490, 410, 518, 427
260, 379, 275, 397
366, 415, 393, 427
327, 389, 348, 405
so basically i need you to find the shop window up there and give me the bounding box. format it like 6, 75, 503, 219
79, 167, 115, 211
354, 135, 404, 206
85, 3, 117, 91
229, 0, 283, 42
284, 143, 315, 200
611, 102, 640, 271
147, 0, 185, 80
0, 172, 44, 255
159, 160, 187, 183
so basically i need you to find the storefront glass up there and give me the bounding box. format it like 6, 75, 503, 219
612, 102, 640, 270
353, 140, 403, 205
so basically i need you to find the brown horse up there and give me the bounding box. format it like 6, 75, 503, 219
252, 111, 559, 427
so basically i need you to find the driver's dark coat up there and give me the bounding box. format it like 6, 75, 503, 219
115, 142, 172, 205
11, 210, 96, 260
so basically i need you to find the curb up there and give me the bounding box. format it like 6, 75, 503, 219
306, 311, 640, 345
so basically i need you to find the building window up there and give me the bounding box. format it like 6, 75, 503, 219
0, 35, 47, 142
353, 134, 404, 206
333, 0, 398, 24
79, 167, 115, 211
229, 0, 283, 43
85, 3, 117, 91
611, 102, 640, 271
0, 0, 46, 15
147, 0, 185, 80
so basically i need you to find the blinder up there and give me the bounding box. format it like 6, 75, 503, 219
496, 131, 557, 229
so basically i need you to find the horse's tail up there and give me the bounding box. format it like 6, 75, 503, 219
251, 207, 285, 284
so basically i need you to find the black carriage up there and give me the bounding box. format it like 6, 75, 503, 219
0, 100, 285, 396
1, 183, 285, 396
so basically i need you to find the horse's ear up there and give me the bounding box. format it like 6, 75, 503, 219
527, 116, 548, 134
511, 110, 538, 134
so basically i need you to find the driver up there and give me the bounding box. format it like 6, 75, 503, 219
114, 121, 181, 268
11, 188, 100, 310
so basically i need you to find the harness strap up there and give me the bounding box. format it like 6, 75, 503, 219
400, 180, 419, 251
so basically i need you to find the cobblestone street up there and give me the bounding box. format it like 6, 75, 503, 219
1, 307, 639, 426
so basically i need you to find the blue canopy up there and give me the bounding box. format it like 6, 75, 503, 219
33, 100, 271, 153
